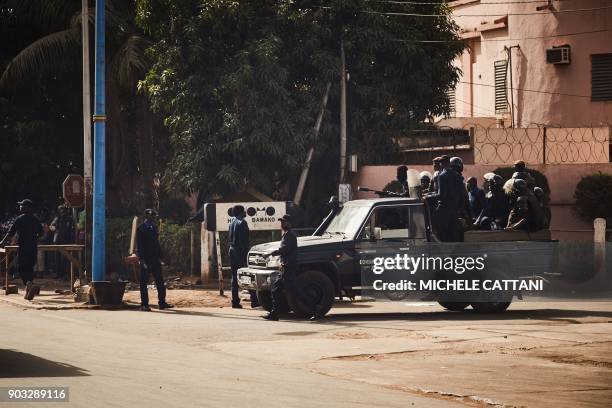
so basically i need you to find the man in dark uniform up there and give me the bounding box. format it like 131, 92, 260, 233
504, 179, 545, 232
450, 157, 473, 241
228, 205, 257, 308
264, 214, 316, 321
395, 165, 409, 196
475, 174, 510, 230
136, 209, 173, 311
429, 157, 442, 193
50, 203, 75, 279
512, 160, 536, 190
0, 199, 44, 300
425, 156, 465, 242
466, 176, 485, 223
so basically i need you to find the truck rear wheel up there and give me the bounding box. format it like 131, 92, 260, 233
288, 270, 335, 318
438, 301, 470, 311
471, 301, 511, 313
256, 290, 290, 313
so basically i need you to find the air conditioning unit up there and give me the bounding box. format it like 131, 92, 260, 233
546, 45, 571, 65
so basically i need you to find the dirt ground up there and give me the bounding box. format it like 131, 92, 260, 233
123, 287, 233, 308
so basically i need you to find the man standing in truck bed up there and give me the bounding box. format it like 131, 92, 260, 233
263, 214, 316, 321
425, 156, 465, 242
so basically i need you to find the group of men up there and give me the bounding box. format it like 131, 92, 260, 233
1, 198, 306, 321
395, 157, 550, 242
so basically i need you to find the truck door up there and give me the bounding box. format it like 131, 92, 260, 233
354, 204, 429, 293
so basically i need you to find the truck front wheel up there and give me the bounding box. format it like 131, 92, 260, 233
288, 270, 335, 318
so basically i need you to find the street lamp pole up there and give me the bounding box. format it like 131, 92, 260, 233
92, 0, 106, 282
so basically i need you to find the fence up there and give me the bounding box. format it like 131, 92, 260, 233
471, 124, 610, 165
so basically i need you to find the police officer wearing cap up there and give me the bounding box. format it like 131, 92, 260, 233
0, 199, 44, 300
264, 214, 316, 321
425, 156, 465, 242
136, 209, 173, 311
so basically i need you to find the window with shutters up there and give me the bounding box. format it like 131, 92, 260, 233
591, 54, 612, 101
446, 86, 456, 117
494, 60, 508, 114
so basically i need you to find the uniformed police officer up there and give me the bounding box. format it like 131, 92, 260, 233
0, 199, 44, 300
136, 209, 173, 311
395, 165, 409, 197
425, 156, 465, 242
228, 205, 249, 308
264, 214, 316, 321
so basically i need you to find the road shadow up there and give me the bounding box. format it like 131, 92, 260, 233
0, 349, 89, 378
320, 308, 612, 324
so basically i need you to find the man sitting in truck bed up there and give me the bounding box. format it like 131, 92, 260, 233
504, 178, 545, 232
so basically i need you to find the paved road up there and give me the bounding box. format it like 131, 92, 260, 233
1, 300, 611, 407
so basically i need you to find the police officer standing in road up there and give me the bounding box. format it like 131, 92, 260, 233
136, 209, 173, 311
0, 199, 44, 300
228, 205, 257, 308
264, 214, 316, 321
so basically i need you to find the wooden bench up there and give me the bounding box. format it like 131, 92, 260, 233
2, 245, 85, 295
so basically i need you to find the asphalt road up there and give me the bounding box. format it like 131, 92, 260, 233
1, 300, 611, 407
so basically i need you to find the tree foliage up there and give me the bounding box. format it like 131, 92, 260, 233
0, 0, 169, 214
137, 0, 464, 202
573, 172, 612, 223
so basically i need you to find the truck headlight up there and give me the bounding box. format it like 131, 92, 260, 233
266, 255, 281, 268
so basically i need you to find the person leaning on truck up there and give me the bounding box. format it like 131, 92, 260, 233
0, 199, 44, 300
136, 209, 174, 311
263, 214, 317, 321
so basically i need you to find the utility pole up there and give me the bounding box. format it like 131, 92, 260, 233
293, 82, 331, 206
339, 39, 347, 183
82, 0, 92, 283
92, 0, 106, 282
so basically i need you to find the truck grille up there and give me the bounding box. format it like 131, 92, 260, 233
248, 252, 267, 268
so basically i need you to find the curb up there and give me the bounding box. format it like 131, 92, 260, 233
0, 296, 140, 311
0, 296, 95, 310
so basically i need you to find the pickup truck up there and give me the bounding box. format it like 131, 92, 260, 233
237, 197, 557, 317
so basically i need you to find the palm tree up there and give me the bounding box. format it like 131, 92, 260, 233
0, 0, 165, 212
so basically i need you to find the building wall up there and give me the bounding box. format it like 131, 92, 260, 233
451, 0, 612, 127
352, 163, 612, 241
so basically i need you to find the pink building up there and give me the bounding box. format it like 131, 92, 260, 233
447, 0, 612, 127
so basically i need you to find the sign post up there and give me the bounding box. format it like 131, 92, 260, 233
63, 175, 85, 208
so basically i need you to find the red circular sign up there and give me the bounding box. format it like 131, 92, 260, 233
63, 174, 84, 208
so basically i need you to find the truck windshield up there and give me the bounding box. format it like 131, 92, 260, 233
324, 205, 371, 238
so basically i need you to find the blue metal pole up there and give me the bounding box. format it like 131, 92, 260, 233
92, 0, 106, 282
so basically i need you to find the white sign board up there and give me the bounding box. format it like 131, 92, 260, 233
338, 183, 352, 203
214, 202, 286, 231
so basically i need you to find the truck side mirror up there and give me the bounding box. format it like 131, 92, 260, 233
374, 227, 382, 240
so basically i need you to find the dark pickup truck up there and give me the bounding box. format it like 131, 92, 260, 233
238, 197, 556, 317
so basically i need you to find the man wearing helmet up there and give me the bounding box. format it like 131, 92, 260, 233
474, 174, 510, 230
512, 160, 536, 190
503, 179, 545, 231
449, 156, 473, 241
